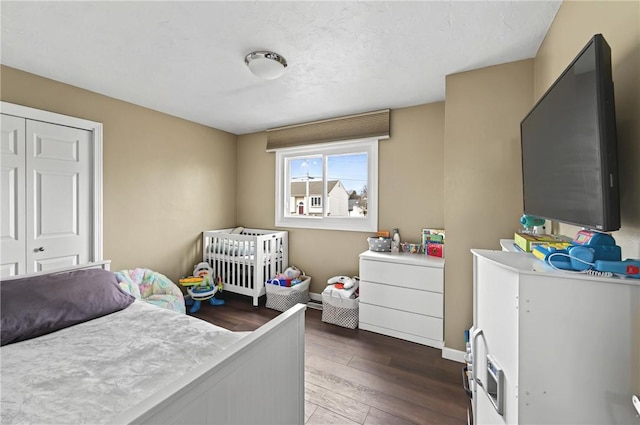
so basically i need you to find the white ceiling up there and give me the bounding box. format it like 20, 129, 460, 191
1, 1, 562, 135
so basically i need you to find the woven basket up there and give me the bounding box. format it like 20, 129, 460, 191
265, 276, 311, 312
321, 292, 359, 329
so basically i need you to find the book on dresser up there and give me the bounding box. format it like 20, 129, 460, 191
358, 250, 445, 349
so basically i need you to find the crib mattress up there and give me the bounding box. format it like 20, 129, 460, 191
0, 300, 247, 425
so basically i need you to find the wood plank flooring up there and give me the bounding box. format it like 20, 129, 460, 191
190, 294, 469, 425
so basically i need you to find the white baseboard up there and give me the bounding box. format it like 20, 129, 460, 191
306, 292, 323, 310
442, 346, 466, 363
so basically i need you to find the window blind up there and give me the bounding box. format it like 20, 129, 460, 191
266, 109, 390, 151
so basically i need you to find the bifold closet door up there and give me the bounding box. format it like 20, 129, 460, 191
25, 120, 92, 272
1, 114, 27, 276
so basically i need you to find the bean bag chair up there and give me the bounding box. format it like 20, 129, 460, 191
115, 268, 186, 314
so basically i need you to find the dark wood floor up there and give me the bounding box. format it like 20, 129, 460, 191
190, 293, 469, 425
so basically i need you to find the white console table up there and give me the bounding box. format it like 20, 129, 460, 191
499, 238, 519, 252
358, 250, 444, 348
471, 249, 639, 424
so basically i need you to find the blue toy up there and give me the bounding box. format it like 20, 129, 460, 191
533, 230, 638, 278
520, 214, 545, 229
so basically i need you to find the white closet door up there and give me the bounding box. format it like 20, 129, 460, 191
1, 115, 26, 277
25, 120, 91, 272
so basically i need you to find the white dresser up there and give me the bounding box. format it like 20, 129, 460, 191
358, 250, 445, 348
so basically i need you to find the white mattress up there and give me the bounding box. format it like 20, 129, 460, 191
0, 300, 247, 425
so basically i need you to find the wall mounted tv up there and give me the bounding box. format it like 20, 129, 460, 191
520, 34, 620, 232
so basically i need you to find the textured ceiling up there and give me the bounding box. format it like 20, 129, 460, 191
0, 1, 561, 135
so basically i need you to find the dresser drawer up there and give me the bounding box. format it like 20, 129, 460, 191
359, 280, 443, 317
359, 303, 443, 341
360, 258, 443, 292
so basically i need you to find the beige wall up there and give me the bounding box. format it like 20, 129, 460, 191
3, 0, 636, 357
237, 103, 445, 294
442, 0, 640, 353
1, 66, 238, 282
443, 60, 535, 351
535, 0, 640, 391
535, 1, 640, 258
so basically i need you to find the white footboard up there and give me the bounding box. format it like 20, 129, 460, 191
109, 303, 306, 425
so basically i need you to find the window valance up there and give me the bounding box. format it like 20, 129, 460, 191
266, 109, 390, 151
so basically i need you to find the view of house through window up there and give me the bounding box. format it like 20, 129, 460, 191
287, 153, 368, 218
275, 138, 378, 232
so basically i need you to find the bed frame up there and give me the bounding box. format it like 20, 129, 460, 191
3, 262, 306, 425
203, 228, 289, 307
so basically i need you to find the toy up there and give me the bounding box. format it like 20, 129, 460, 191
268, 266, 303, 287
594, 259, 640, 278
520, 214, 545, 231
327, 275, 356, 289
280, 266, 301, 280
325, 275, 360, 299
180, 262, 225, 313
533, 229, 623, 273
179, 276, 204, 285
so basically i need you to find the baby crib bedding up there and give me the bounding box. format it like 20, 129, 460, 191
0, 300, 247, 425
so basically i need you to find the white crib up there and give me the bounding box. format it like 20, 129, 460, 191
203, 228, 289, 306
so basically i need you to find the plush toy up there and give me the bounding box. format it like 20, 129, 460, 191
279, 266, 301, 280
268, 266, 303, 287
327, 275, 357, 289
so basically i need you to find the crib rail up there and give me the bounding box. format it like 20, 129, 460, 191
203, 228, 288, 306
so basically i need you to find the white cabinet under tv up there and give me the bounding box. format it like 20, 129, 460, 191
471, 249, 639, 424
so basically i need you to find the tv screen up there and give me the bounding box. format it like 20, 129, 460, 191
520, 34, 620, 232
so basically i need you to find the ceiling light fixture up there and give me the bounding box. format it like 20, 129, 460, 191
245, 51, 288, 80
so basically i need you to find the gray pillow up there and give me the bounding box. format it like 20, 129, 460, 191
1, 268, 135, 346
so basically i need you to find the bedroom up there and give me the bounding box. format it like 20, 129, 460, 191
1, 0, 639, 423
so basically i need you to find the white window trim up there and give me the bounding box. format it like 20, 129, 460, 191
310, 196, 322, 207
275, 138, 378, 232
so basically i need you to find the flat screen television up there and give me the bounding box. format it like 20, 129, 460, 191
520, 34, 620, 232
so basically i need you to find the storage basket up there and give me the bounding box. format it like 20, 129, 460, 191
265, 276, 311, 312
321, 290, 359, 329
367, 237, 391, 252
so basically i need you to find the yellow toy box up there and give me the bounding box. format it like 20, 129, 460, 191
514, 232, 571, 252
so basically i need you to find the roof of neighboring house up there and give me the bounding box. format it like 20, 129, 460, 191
291, 180, 340, 196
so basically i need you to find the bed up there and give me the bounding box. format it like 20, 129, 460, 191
0, 261, 305, 425
203, 228, 289, 307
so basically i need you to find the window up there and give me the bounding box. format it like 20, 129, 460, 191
310, 196, 322, 207
275, 139, 378, 231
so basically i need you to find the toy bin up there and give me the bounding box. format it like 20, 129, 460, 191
321, 286, 359, 329
265, 276, 311, 312
367, 237, 391, 252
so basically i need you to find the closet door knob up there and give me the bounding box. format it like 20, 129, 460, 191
37, 247, 45, 252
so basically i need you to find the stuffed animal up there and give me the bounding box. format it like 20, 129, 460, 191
268, 266, 303, 287
273, 266, 302, 281
327, 275, 357, 289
